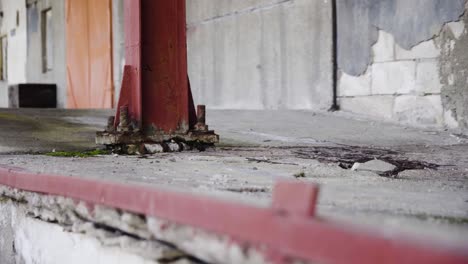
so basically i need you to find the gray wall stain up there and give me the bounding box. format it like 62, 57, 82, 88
25, 0, 66, 108
337, 0, 378, 76
26, 4, 37, 34
439, 11, 468, 129
338, 0, 466, 76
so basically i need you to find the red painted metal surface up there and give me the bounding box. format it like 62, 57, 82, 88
141, 0, 190, 133
272, 181, 319, 218
115, 0, 193, 133
1, 166, 467, 264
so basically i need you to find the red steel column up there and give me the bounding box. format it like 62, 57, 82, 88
116, 0, 192, 133
141, 0, 191, 134
99, 0, 217, 147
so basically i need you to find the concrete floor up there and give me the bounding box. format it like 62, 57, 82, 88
0, 108, 468, 247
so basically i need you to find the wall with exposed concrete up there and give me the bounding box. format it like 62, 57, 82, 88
0, 201, 158, 264
25, 0, 66, 108
0, 186, 270, 264
440, 12, 468, 130
0, 0, 28, 108
186, 0, 333, 110
338, 0, 468, 130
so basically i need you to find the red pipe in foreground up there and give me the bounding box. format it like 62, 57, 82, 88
0, 166, 467, 264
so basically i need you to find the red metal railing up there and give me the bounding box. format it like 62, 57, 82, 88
1, 166, 467, 264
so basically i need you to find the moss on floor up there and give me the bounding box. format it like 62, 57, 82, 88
0, 112, 38, 124
0, 109, 103, 153
411, 213, 468, 225
0, 196, 8, 203
45, 149, 110, 158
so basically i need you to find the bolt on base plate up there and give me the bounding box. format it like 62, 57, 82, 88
96, 105, 219, 154
95, 131, 218, 154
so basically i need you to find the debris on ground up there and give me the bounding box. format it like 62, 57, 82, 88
294, 146, 439, 177
145, 144, 164, 154
224, 187, 269, 193
351, 159, 397, 174
247, 157, 298, 166
294, 171, 306, 178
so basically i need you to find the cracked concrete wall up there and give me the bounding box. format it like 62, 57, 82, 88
0, 201, 162, 264
338, 0, 466, 76
186, 0, 333, 110
338, 0, 468, 130
0, 186, 271, 264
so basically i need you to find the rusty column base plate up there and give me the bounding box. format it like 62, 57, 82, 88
97, 105, 218, 154
95, 130, 219, 154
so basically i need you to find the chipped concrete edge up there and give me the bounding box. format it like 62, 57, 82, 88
0, 185, 270, 264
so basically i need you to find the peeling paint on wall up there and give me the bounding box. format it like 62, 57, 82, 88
338, 0, 468, 130
439, 10, 468, 129
337, 0, 378, 76
338, 0, 466, 76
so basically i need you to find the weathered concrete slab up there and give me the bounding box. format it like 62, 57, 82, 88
0, 108, 111, 154
0, 109, 468, 245
0, 108, 465, 154
208, 110, 466, 147
0, 108, 467, 256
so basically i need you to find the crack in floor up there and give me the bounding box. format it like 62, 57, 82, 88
292, 145, 440, 177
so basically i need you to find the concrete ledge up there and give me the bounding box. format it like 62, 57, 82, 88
0, 201, 170, 264
1, 166, 468, 264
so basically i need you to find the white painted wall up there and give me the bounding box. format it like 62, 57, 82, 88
0, 0, 27, 107
25, 0, 67, 108
2, 0, 27, 84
